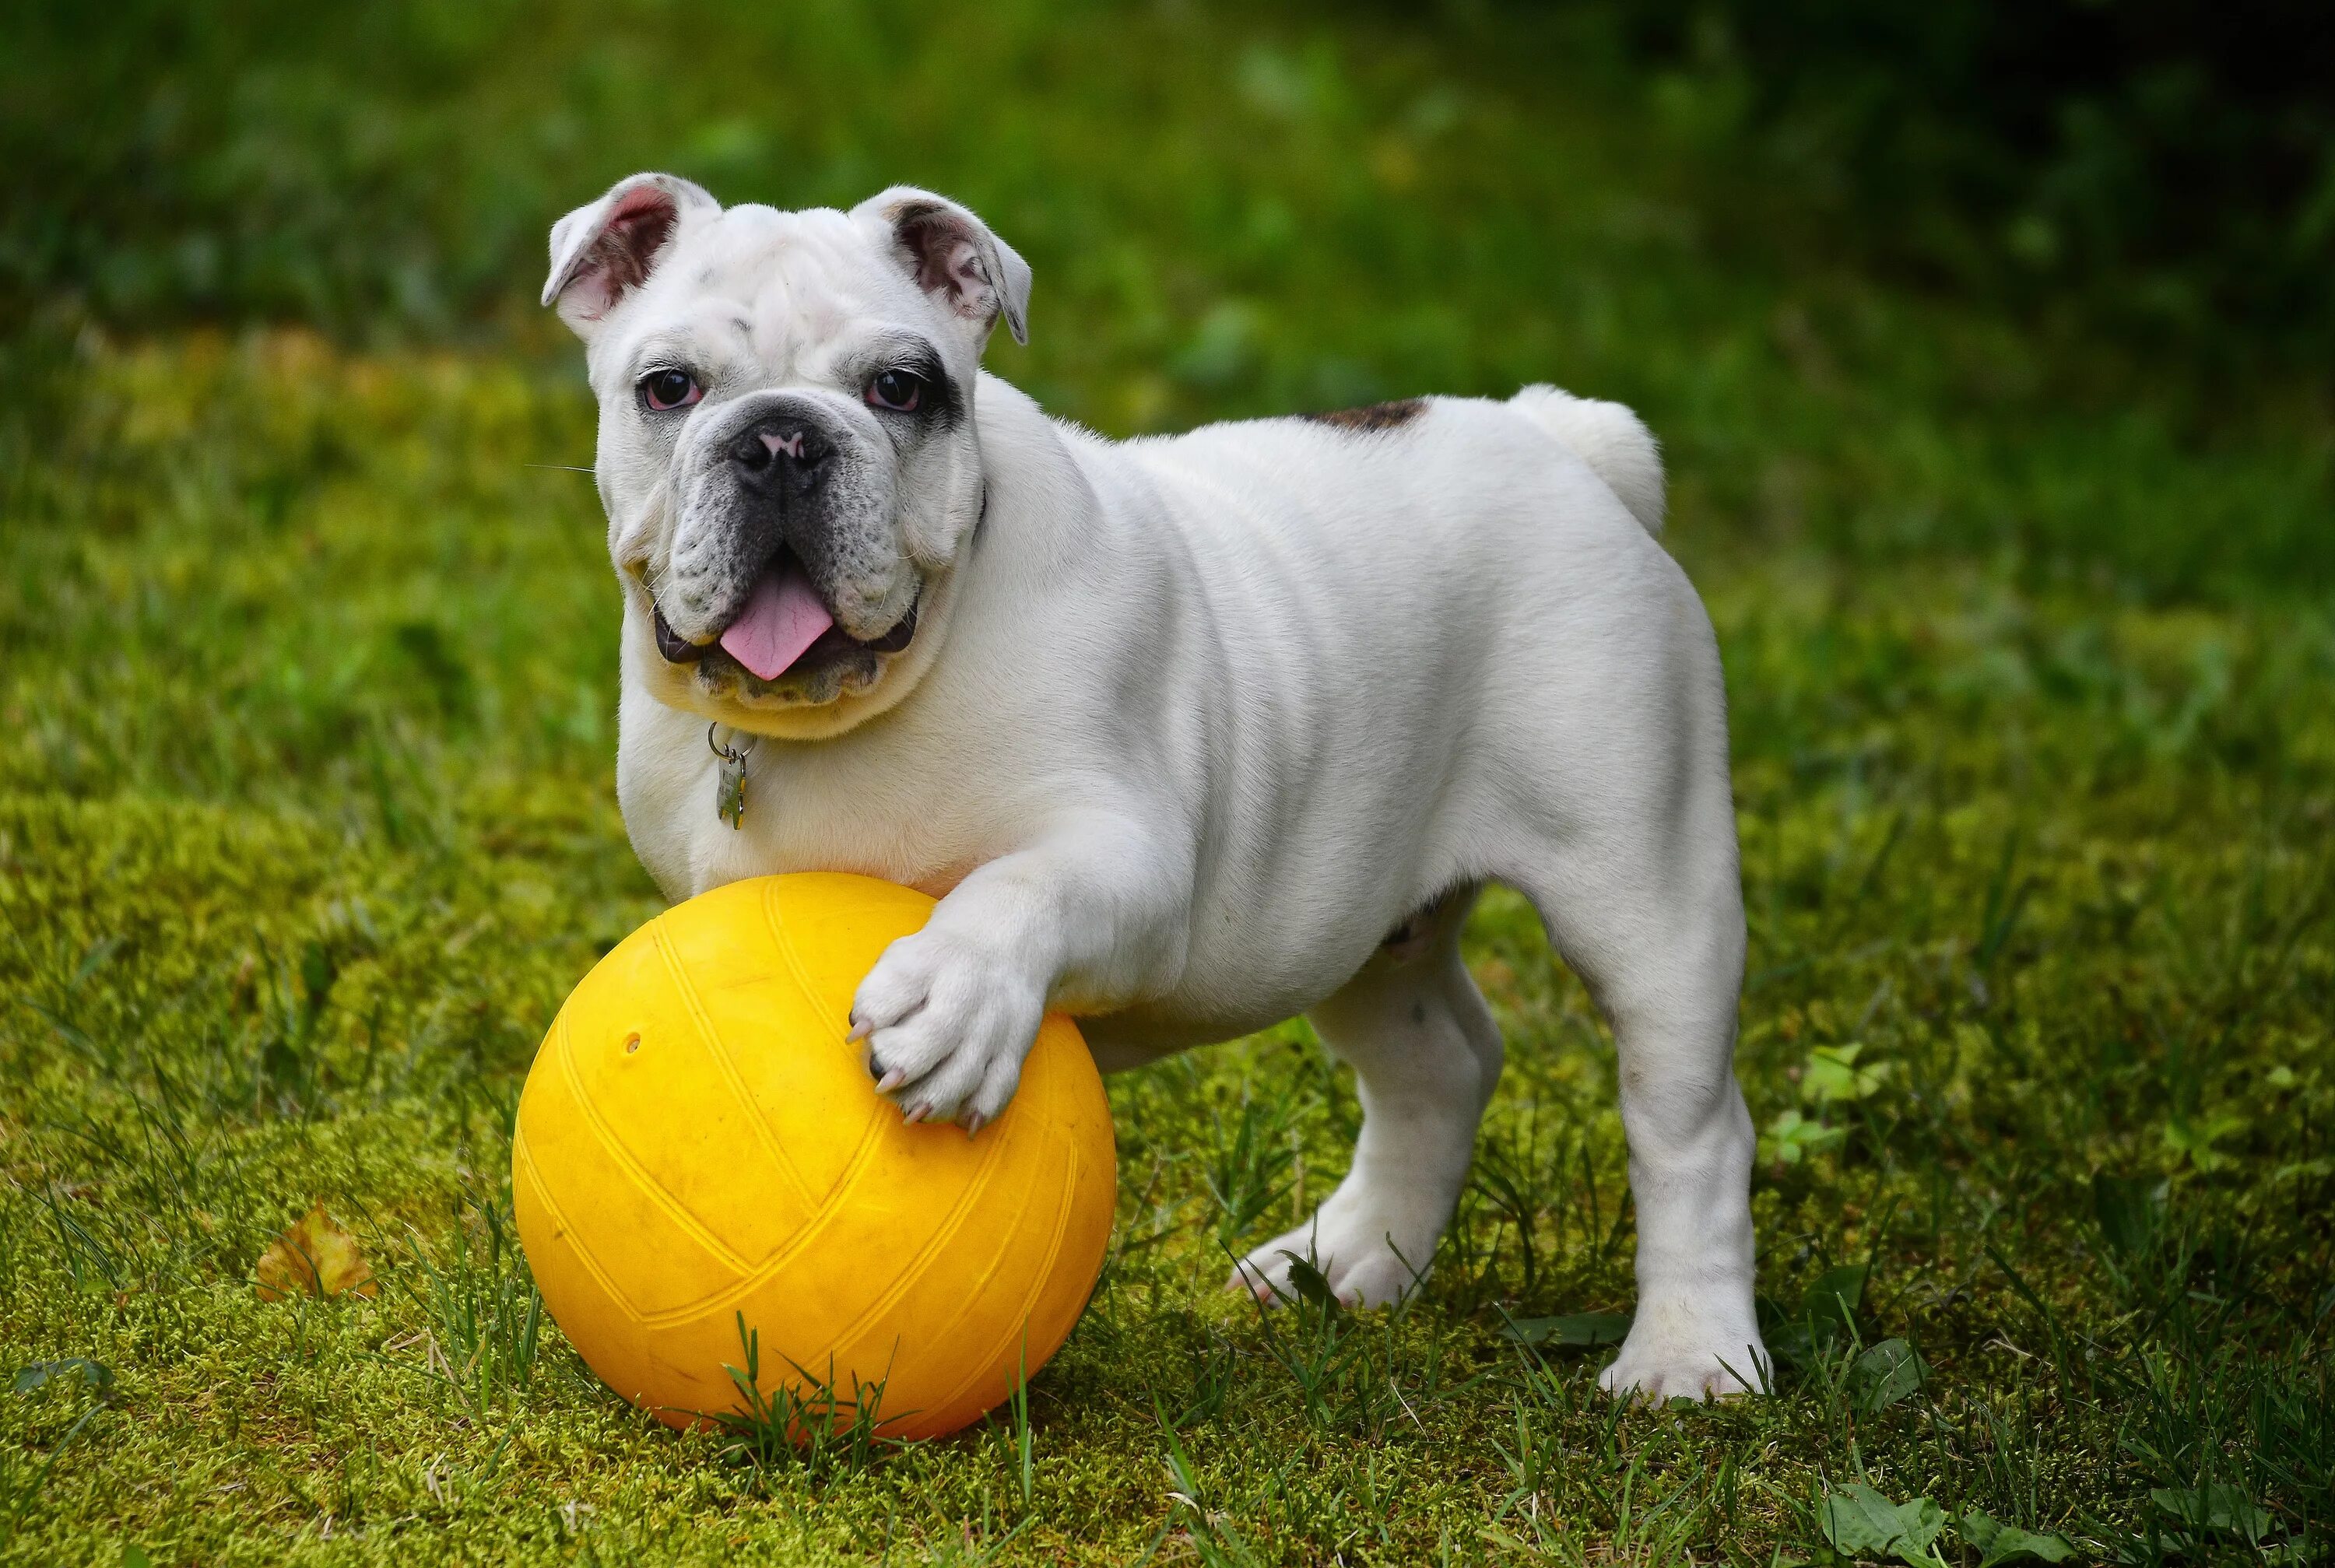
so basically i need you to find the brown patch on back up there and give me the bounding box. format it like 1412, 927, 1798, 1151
1303, 398, 1426, 433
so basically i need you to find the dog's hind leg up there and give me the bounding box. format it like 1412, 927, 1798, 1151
1230, 885, 1502, 1307
1501, 670, 1769, 1401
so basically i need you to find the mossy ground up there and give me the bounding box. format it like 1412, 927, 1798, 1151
2, 5, 2332, 1563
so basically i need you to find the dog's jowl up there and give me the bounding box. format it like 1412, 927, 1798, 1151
545, 173, 1768, 1401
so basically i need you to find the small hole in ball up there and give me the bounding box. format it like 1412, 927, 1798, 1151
623, 1032, 641, 1054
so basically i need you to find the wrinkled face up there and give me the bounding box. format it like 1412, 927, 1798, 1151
546, 177, 1028, 738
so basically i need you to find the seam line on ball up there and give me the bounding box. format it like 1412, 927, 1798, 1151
764, 878, 858, 1047
760, 877, 894, 1210
628, 1070, 898, 1329
652, 917, 819, 1212
916, 1127, 1083, 1429
554, 999, 757, 1284
894, 1168, 1048, 1421
791, 1103, 1014, 1377
515, 1037, 653, 1321
617, 883, 923, 1330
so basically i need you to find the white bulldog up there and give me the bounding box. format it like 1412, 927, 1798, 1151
544, 173, 1768, 1400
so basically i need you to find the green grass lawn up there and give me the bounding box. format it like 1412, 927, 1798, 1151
3, 5, 2333, 1563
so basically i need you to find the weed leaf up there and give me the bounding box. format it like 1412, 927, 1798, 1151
1802, 1043, 1890, 1104
1280, 1253, 1340, 1311
1820, 1483, 1947, 1567
1821, 1483, 1908, 1552
2149, 1484, 2271, 1539
1805, 1264, 1868, 1336
1501, 1311, 1631, 1349
1959, 1510, 2073, 1566
1762, 1107, 1848, 1165
2161, 1112, 2249, 1173
1852, 1338, 1929, 1411
12, 1359, 113, 1398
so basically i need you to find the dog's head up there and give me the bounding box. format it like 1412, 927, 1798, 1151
544, 174, 1028, 736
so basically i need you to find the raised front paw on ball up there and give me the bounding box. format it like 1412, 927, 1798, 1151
850, 928, 1046, 1131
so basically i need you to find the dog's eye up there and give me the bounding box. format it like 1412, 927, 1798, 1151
866, 369, 924, 412
639, 369, 702, 412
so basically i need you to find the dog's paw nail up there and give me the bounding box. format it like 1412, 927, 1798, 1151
845, 1016, 873, 1044
902, 1103, 929, 1124
876, 1068, 907, 1093
963, 1112, 986, 1138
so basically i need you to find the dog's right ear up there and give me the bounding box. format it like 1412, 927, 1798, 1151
542, 174, 719, 338
851, 187, 1031, 348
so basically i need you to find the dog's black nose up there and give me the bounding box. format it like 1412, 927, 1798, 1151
729, 417, 830, 479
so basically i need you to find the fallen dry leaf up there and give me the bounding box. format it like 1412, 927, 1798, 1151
255, 1202, 378, 1301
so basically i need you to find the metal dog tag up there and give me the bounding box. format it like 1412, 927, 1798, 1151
708, 724, 753, 830
716, 755, 747, 829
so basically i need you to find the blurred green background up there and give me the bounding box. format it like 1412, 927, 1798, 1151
2, 3, 2331, 1563
11, 0, 2334, 363
4, 0, 2331, 596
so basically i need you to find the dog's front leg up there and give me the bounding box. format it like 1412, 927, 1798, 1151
848, 821, 1186, 1130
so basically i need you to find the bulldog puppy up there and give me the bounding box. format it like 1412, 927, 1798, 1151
544, 173, 1768, 1400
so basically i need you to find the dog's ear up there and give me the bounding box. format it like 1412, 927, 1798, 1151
542, 173, 720, 337
851, 187, 1031, 347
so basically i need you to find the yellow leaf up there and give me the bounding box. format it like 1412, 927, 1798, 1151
255, 1202, 378, 1301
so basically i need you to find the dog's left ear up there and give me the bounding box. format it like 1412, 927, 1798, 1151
852, 187, 1031, 347
542, 173, 721, 338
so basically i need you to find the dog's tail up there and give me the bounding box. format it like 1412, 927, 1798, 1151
1508, 384, 1666, 537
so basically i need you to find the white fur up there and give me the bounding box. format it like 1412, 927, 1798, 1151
1508, 384, 1667, 535
557, 180, 1768, 1401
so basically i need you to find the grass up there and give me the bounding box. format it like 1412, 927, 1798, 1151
2, 2, 2333, 1563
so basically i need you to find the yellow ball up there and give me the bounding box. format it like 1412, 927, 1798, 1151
512, 872, 1116, 1440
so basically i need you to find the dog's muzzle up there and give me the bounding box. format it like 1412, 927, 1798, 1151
648, 398, 918, 685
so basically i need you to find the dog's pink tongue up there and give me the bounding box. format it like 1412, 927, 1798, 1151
718, 562, 834, 681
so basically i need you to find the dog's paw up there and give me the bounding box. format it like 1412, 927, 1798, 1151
851, 928, 1045, 1129
1227, 1201, 1435, 1310
1597, 1299, 1768, 1403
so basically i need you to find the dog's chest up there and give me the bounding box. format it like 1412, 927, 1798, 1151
618, 717, 998, 903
